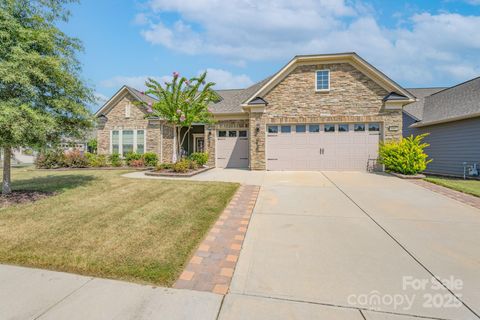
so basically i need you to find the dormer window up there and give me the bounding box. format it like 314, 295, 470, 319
316, 70, 330, 91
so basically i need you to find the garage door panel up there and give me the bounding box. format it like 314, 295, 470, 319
267, 123, 380, 171
217, 132, 249, 168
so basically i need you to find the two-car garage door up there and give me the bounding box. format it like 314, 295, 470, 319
266, 123, 381, 171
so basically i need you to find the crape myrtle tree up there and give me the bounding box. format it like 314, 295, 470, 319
0, 0, 93, 194
140, 72, 219, 162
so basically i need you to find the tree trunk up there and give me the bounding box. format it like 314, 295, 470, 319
2, 147, 12, 195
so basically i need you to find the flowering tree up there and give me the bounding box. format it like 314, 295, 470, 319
141, 72, 219, 161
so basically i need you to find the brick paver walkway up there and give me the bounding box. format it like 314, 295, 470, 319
173, 185, 260, 295
411, 179, 480, 210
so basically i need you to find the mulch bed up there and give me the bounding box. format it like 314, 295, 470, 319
145, 166, 213, 177
0, 191, 54, 209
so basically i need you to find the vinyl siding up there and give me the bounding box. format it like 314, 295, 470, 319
406, 117, 480, 177
402, 112, 419, 138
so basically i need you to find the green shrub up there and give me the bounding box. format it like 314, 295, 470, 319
172, 159, 190, 173
35, 149, 65, 169
87, 138, 98, 154
64, 149, 89, 168
142, 152, 158, 167
379, 134, 432, 175
109, 153, 123, 167
188, 152, 209, 166
86, 153, 107, 167
124, 152, 142, 166
188, 159, 198, 170
128, 159, 145, 167
156, 162, 173, 171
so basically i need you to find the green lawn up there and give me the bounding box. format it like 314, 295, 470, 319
0, 167, 238, 286
424, 176, 480, 197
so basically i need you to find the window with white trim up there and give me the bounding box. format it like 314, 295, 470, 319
316, 70, 330, 91
111, 129, 146, 156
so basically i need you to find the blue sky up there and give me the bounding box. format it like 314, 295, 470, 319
59, 0, 480, 111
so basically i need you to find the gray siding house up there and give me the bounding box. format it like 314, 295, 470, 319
403, 78, 480, 177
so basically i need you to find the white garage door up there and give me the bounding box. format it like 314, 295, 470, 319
266, 123, 380, 171
216, 129, 249, 168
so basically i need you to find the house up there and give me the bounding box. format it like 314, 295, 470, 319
95, 52, 415, 171
403, 77, 480, 177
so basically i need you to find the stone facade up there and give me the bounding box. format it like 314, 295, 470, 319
248, 63, 403, 170
97, 92, 169, 160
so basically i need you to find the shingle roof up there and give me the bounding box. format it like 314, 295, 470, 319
403, 87, 447, 121
418, 77, 480, 125
125, 86, 157, 105
210, 77, 272, 113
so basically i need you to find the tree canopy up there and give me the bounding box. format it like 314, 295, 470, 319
0, 0, 93, 193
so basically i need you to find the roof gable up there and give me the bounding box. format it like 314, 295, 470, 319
94, 86, 157, 117
242, 53, 415, 106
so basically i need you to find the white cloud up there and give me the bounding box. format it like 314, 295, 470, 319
94, 92, 109, 105
138, 0, 480, 86
202, 68, 254, 89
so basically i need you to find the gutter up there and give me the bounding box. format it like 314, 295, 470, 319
410, 112, 480, 128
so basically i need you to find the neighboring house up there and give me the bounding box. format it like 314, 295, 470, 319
403, 77, 480, 177
95, 52, 415, 171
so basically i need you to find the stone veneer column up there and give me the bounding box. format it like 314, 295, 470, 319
381, 109, 403, 142
248, 112, 267, 170
205, 125, 216, 167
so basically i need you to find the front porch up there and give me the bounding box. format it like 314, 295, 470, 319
179, 125, 206, 156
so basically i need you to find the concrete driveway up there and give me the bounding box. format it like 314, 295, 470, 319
213, 170, 480, 320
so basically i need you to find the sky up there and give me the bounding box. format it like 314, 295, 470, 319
59, 0, 480, 112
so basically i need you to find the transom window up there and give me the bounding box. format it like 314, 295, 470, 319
228, 130, 237, 137
369, 123, 380, 132
338, 124, 349, 132
309, 124, 320, 133
239, 130, 247, 137
324, 124, 335, 132
316, 70, 330, 91
281, 125, 291, 133
111, 129, 146, 156
354, 124, 365, 132
268, 126, 278, 134
218, 131, 227, 137
295, 125, 306, 133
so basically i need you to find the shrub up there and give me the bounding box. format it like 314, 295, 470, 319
156, 162, 173, 171
143, 152, 158, 167
124, 152, 142, 166
172, 159, 190, 173
379, 134, 432, 175
129, 159, 145, 167
64, 149, 89, 168
109, 153, 123, 167
35, 149, 65, 169
87, 138, 98, 154
188, 152, 209, 166
86, 153, 107, 167
188, 159, 199, 170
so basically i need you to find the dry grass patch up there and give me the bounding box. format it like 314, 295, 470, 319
0, 167, 238, 286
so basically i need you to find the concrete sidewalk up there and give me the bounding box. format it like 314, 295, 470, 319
0, 264, 222, 320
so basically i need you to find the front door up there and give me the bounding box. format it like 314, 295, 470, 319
194, 136, 205, 153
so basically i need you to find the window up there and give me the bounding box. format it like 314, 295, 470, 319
228, 130, 237, 137
137, 130, 145, 154
239, 130, 247, 137
369, 123, 380, 132
296, 125, 306, 133
338, 124, 349, 132
324, 124, 335, 132
111, 129, 146, 156
316, 70, 330, 91
309, 124, 320, 133
218, 131, 226, 137
354, 124, 365, 132
112, 131, 119, 154
268, 126, 278, 134
122, 130, 134, 156
281, 125, 291, 133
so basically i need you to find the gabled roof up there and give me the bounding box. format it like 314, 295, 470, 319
383, 92, 410, 102
209, 77, 272, 114
403, 87, 447, 121
242, 52, 415, 106
94, 85, 158, 116
411, 77, 480, 127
